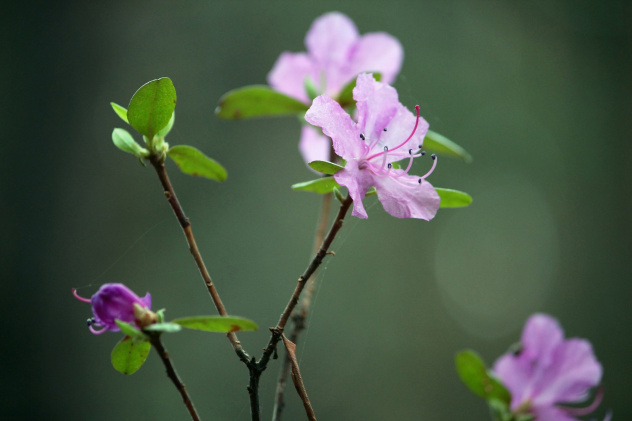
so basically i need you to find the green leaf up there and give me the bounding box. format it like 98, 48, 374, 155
167, 145, 227, 181
308, 160, 344, 175
423, 130, 472, 163
488, 399, 513, 421
112, 128, 147, 158
337, 73, 381, 108
115, 319, 147, 340
304, 77, 319, 102
292, 177, 341, 194
215, 85, 309, 119
143, 322, 182, 333
455, 350, 511, 405
157, 111, 175, 138
365, 186, 377, 197
435, 188, 473, 208
111, 102, 129, 124
127, 77, 177, 140
172, 316, 258, 333
156, 308, 166, 323
111, 335, 151, 375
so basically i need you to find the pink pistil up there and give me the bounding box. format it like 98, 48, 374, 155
365, 105, 420, 162
72, 288, 91, 303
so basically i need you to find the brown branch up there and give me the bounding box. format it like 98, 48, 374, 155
272, 193, 331, 420
149, 335, 201, 421
282, 335, 317, 421
148, 156, 249, 364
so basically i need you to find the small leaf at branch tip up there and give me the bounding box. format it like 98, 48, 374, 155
172, 315, 258, 332
110, 102, 129, 124
435, 188, 473, 208
127, 77, 177, 140
111, 335, 151, 375
215, 85, 309, 119
167, 145, 227, 181
308, 160, 344, 175
423, 130, 472, 163
292, 177, 340, 194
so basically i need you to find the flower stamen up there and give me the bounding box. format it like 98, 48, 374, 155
365, 105, 421, 162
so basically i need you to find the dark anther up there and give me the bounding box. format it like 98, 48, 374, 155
418, 145, 422, 149
383, 146, 388, 151
360, 133, 365, 140
409, 149, 413, 155
384, 127, 388, 131
418, 178, 422, 184
431, 154, 437, 160
87, 317, 96, 326
387, 163, 392, 169
421, 151, 426, 156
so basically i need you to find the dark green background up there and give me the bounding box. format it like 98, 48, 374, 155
2, 1, 630, 420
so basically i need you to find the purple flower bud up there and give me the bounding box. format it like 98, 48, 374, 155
73, 283, 152, 335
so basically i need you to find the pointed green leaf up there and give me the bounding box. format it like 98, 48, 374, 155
215, 85, 309, 119
292, 177, 341, 194
115, 319, 148, 340
337, 73, 381, 108
308, 160, 345, 175
365, 186, 377, 197
111, 102, 129, 124
488, 399, 513, 421
167, 145, 227, 181
127, 77, 177, 140
156, 308, 166, 323
157, 111, 175, 138
455, 350, 511, 405
112, 128, 147, 158
436, 188, 473, 208
143, 322, 182, 333
304, 77, 320, 102
111, 335, 151, 375
172, 316, 258, 333
424, 130, 472, 163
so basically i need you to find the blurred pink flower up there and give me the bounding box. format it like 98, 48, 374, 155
268, 12, 403, 164
305, 73, 439, 220
493, 314, 605, 421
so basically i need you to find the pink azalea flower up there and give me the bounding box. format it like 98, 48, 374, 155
493, 314, 605, 421
267, 12, 403, 164
73, 283, 152, 335
305, 73, 440, 220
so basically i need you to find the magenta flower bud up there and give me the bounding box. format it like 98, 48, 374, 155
73, 283, 152, 335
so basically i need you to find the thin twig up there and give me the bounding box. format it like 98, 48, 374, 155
149, 335, 201, 421
272, 193, 331, 420
282, 335, 317, 421
148, 156, 250, 364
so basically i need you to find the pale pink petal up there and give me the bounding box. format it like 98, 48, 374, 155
533, 339, 602, 406
372, 172, 440, 220
267, 52, 318, 103
305, 12, 358, 75
305, 95, 366, 160
299, 126, 331, 166
347, 33, 404, 85
522, 314, 565, 364
354, 73, 400, 142
493, 354, 534, 409
334, 162, 373, 219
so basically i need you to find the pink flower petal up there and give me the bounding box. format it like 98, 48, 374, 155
347, 33, 404, 85
532, 405, 580, 421
305, 12, 358, 89
305, 95, 366, 160
372, 172, 440, 220
533, 339, 602, 406
334, 161, 373, 219
354, 73, 400, 142
376, 105, 429, 163
299, 126, 331, 166
267, 52, 318, 103
522, 314, 565, 363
